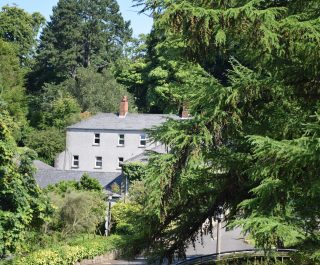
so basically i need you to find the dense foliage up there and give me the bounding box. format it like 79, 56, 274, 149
28, 0, 132, 91
1, 0, 319, 263
11, 235, 122, 265
0, 111, 52, 256
122, 162, 147, 182
110, 0, 320, 261
0, 40, 27, 133
0, 6, 45, 66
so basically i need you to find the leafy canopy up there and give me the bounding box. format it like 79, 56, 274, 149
0, 5, 45, 66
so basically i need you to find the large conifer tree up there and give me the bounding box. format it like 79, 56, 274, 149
122, 0, 320, 261
29, 0, 132, 91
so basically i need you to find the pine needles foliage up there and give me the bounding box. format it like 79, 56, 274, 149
126, 0, 320, 262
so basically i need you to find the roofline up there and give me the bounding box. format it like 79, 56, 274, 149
67, 113, 181, 130
36, 168, 122, 175
66, 127, 151, 132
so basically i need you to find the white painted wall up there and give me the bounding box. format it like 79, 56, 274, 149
55, 129, 157, 172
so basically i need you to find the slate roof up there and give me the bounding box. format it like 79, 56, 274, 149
67, 113, 179, 131
33, 160, 55, 170
125, 145, 167, 163
35, 169, 122, 190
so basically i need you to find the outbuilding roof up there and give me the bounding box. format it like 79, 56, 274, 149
33, 160, 55, 170
124, 145, 167, 163
67, 113, 179, 131
35, 169, 121, 190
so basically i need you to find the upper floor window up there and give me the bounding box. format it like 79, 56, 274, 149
95, 156, 102, 169
118, 134, 125, 146
94, 133, 100, 145
139, 134, 147, 147
118, 157, 124, 169
72, 155, 79, 168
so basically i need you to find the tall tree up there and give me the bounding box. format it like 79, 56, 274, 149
121, 0, 320, 261
29, 0, 132, 91
0, 5, 45, 66
0, 39, 27, 137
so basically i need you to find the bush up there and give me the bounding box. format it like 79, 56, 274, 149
122, 162, 146, 182
12, 235, 122, 265
78, 173, 102, 191
46, 190, 106, 236
46, 174, 103, 194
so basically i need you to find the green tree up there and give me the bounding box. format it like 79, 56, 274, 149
29, 0, 132, 91
53, 67, 136, 113
115, 29, 210, 113
0, 111, 51, 255
28, 82, 81, 129
121, 0, 320, 260
0, 40, 27, 129
0, 5, 45, 66
25, 128, 65, 165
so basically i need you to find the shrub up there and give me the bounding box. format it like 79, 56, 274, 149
78, 173, 102, 191
12, 235, 122, 265
48, 191, 106, 236
122, 162, 146, 182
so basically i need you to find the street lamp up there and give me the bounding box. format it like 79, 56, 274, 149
105, 195, 113, 236
215, 206, 224, 258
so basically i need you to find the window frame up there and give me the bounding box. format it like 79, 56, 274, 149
95, 156, 103, 169
72, 155, 79, 168
118, 157, 124, 169
139, 133, 147, 147
93, 133, 100, 145
118, 134, 125, 146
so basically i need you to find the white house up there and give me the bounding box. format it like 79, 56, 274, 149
55, 96, 184, 172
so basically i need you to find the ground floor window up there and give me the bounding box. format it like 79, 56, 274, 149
118, 157, 124, 169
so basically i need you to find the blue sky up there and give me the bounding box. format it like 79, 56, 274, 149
1, 0, 153, 37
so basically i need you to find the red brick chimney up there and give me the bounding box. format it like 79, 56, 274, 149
119, 96, 128, 117
181, 102, 190, 119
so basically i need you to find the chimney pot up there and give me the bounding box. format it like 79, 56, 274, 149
119, 96, 128, 117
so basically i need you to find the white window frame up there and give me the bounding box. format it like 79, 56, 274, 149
72, 155, 79, 168
95, 156, 103, 169
93, 133, 100, 145
118, 157, 124, 169
118, 134, 125, 146
139, 133, 147, 147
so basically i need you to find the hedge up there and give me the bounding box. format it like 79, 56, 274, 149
8, 235, 123, 265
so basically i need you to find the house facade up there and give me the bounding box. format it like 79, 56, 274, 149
55, 96, 180, 172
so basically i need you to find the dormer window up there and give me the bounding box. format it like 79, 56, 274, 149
118, 134, 125, 146
139, 134, 147, 147
94, 133, 100, 145
72, 155, 79, 168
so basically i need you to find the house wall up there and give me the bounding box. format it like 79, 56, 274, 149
55, 129, 157, 172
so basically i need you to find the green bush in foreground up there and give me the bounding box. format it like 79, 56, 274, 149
8, 235, 123, 265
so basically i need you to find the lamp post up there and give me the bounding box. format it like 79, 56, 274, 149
105, 195, 113, 236
215, 206, 224, 259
